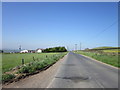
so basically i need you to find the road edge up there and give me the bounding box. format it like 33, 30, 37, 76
46, 52, 69, 88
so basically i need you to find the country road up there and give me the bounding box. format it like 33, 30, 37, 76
47, 52, 118, 88
3, 52, 118, 88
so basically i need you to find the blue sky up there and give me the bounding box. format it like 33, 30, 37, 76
2, 2, 118, 50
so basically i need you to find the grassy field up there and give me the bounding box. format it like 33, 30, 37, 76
76, 51, 119, 68
93, 46, 119, 49
2, 53, 66, 73
1, 52, 67, 83
102, 49, 120, 53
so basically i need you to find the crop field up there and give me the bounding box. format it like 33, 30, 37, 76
76, 50, 119, 68
2, 53, 66, 73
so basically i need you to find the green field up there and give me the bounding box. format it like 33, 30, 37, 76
2, 53, 65, 73
102, 49, 120, 53
76, 51, 119, 68
93, 46, 119, 49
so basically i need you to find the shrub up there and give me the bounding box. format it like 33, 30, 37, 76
34, 62, 43, 70
28, 66, 36, 73
18, 65, 30, 73
2, 74, 15, 83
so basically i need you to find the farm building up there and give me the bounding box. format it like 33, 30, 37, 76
20, 50, 28, 53
36, 48, 43, 53
20, 49, 44, 53
28, 50, 36, 53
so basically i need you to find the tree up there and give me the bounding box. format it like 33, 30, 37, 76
43, 47, 67, 52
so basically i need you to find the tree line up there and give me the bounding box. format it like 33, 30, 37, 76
43, 47, 67, 52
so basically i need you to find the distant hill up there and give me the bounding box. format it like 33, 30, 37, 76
92, 46, 120, 50
1, 49, 20, 53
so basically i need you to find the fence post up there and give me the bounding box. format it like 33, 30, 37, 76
33, 56, 35, 61
22, 58, 24, 65
46, 55, 47, 58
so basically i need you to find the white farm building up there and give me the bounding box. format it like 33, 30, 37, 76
19, 48, 43, 53
20, 50, 28, 53
36, 48, 43, 53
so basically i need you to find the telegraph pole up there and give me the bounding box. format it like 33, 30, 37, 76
19, 45, 22, 51
75, 44, 77, 51
80, 42, 81, 50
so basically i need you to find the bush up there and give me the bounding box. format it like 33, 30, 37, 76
34, 62, 44, 70
18, 65, 30, 73
28, 66, 36, 73
2, 74, 15, 83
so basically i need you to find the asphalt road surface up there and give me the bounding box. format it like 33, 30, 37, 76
3, 52, 118, 88
47, 52, 118, 88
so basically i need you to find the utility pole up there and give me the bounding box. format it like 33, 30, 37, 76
75, 44, 77, 51
19, 45, 22, 51
80, 42, 81, 50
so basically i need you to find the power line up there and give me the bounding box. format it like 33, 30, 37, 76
86, 20, 118, 49
92, 21, 117, 39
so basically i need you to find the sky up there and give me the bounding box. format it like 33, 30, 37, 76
2, 2, 118, 50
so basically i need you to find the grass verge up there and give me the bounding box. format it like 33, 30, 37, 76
75, 51, 119, 68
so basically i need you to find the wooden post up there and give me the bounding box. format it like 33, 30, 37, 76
46, 55, 47, 58
33, 56, 35, 61
22, 58, 24, 65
